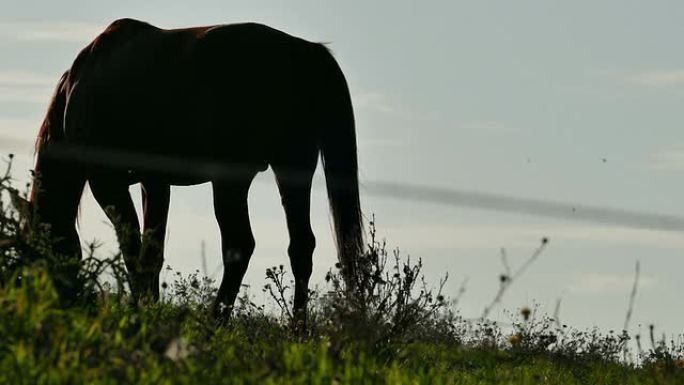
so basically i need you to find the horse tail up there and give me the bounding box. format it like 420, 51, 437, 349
315, 44, 364, 287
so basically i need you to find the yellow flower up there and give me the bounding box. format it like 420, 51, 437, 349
508, 333, 522, 346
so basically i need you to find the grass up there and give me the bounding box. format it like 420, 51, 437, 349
2, 268, 684, 385
2, 156, 684, 384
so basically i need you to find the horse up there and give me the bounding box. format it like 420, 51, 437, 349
29, 18, 363, 323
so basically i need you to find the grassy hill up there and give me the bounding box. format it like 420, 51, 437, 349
2, 267, 683, 384
2, 158, 684, 384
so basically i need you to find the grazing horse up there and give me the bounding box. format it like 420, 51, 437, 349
30, 18, 363, 322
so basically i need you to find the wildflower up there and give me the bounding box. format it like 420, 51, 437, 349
521, 307, 531, 321
675, 359, 684, 369
165, 337, 196, 362
508, 333, 522, 346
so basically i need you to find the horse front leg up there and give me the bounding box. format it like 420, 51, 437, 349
89, 179, 143, 299
140, 182, 170, 301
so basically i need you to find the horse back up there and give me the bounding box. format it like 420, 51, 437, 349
63, 19, 331, 182
194, 23, 326, 159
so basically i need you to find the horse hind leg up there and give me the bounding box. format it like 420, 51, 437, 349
273, 162, 317, 329
89, 179, 144, 299
211, 172, 257, 320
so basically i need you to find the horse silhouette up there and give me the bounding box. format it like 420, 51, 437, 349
30, 18, 363, 323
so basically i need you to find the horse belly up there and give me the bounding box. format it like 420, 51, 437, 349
66, 76, 215, 182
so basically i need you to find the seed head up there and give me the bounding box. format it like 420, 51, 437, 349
508, 333, 522, 346
521, 306, 532, 321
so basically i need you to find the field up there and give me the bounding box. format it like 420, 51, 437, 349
2, 162, 684, 384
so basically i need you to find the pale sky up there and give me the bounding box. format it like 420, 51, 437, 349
2, 1, 684, 337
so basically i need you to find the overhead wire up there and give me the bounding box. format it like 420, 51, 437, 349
3, 140, 683, 233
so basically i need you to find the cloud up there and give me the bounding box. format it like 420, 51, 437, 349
0, 21, 102, 43
568, 272, 657, 294
0, 118, 39, 154
648, 150, 684, 170
454, 120, 517, 135
353, 90, 438, 121
0, 70, 56, 87
0, 85, 53, 104
630, 69, 684, 86
540, 225, 684, 248
358, 137, 405, 149
353, 91, 395, 113
0, 69, 59, 104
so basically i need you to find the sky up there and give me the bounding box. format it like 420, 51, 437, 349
1, 1, 684, 338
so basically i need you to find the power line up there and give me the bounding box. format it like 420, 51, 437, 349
363, 181, 684, 232
10, 142, 684, 233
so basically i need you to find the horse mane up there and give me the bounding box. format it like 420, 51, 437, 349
34, 71, 69, 158
31, 18, 154, 202
30, 69, 89, 227
34, 21, 146, 153
30, 70, 69, 204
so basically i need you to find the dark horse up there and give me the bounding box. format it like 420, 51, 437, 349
30, 18, 363, 322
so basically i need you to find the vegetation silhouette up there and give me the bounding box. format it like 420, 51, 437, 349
29, 18, 363, 324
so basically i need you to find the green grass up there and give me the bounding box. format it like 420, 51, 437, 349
2, 157, 684, 384
2, 267, 683, 385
